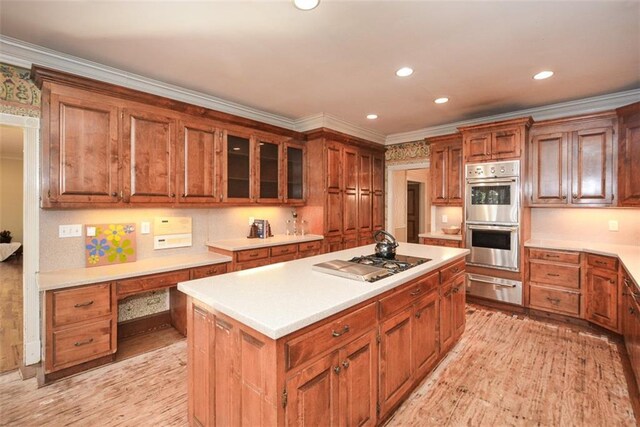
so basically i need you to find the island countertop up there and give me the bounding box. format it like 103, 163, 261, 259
178, 243, 469, 340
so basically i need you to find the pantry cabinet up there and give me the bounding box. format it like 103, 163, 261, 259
459, 117, 533, 163
428, 133, 463, 206
617, 102, 640, 206
527, 113, 617, 207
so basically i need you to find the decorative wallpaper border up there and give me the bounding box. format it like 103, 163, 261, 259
0, 63, 41, 118
385, 141, 430, 165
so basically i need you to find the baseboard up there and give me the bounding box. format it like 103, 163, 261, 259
117, 311, 172, 340
24, 340, 41, 365
18, 362, 38, 380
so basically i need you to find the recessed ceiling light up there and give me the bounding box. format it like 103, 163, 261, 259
434, 97, 449, 104
395, 67, 414, 77
293, 0, 319, 10
533, 70, 554, 80
366, 114, 378, 120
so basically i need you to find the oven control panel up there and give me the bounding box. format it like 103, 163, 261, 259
466, 160, 519, 178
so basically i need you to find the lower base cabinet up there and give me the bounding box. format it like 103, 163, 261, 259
622, 271, 640, 388
186, 259, 467, 426
586, 261, 618, 331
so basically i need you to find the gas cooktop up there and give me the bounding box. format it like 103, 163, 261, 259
312, 254, 431, 283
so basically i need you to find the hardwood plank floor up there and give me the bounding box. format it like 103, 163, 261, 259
0, 259, 22, 373
0, 306, 635, 426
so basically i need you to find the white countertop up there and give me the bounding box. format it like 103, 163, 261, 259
206, 234, 324, 251
178, 243, 469, 340
525, 238, 640, 289
38, 252, 232, 291
418, 232, 462, 241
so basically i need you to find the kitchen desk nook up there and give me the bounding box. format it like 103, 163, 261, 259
178, 243, 469, 426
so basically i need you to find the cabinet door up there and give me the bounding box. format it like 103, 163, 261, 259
530, 132, 569, 205
358, 152, 372, 193
372, 192, 384, 231
122, 109, 176, 203
176, 121, 221, 204
343, 148, 359, 240
372, 154, 384, 194
452, 275, 466, 338
256, 138, 282, 203
48, 94, 120, 204
617, 102, 640, 206
412, 291, 439, 378
326, 142, 342, 192
586, 267, 618, 331
358, 191, 372, 237
430, 145, 448, 205
439, 281, 454, 353
339, 331, 377, 427
491, 128, 521, 160
358, 151, 372, 237
379, 306, 413, 417
285, 142, 306, 203
447, 144, 463, 205
285, 351, 340, 427
223, 131, 254, 203
188, 305, 214, 427
464, 133, 491, 162
571, 127, 614, 205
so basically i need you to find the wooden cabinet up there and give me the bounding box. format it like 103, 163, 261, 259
617, 102, 640, 206
44, 282, 117, 374
412, 291, 439, 378
420, 237, 462, 248
427, 134, 463, 206
528, 113, 617, 207
187, 304, 215, 427
622, 270, 640, 387
256, 138, 282, 203
209, 239, 325, 271
379, 306, 413, 416
176, 120, 222, 204
459, 117, 532, 163
527, 248, 582, 318
452, 274, 466, 339
284, 141, 306, 203
586, 255, 619, 332
439, 280, 454, 352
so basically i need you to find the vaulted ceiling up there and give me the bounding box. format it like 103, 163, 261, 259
1, 1, 638, 137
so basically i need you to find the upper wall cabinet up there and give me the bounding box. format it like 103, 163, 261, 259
35, 67, 306, 209
459, 117, 533, 163
427, 133, 462, 206
617, 102, 640, 207
527, 113, 617, 207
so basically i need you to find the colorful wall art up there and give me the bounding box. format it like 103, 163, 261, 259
85, 223, 137, 267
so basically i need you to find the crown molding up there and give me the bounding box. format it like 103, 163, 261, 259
294, 113, 386, 144
385, 88, 640, 145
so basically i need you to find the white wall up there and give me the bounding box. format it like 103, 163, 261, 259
432, 206, 464, 232
0, 157, 23, 242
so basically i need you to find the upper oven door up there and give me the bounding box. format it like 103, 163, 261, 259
466, 177, 519, 224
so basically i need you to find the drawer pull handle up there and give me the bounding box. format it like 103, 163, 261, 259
595, 260, 607, 265
545, 255, 560, 258
74, 300, 94, 308
249, 253, 260, 258
546, 297, 561, 304
74, 338, 94, 347
624, 279, 630, 286
630, 307, 635, 315
342, 360, 350, 369
415, 310, 422, 319
410, 288, 422, 297
547, 273, 560, 277
452, 267, 460, 273
609, 279, 615, 284
332, 325, 350, 338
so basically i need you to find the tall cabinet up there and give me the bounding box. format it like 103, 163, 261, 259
617, 102, 640, 206
301, 130, 385, 252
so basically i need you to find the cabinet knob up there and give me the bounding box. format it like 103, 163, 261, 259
111, 192, 118, 197
333, 366, 341, 375
415, 311, 422, 319
342, 360, 350, 369
170, 193, 176, 198
182, 193, 186, 198
572, 193, 578, 198
610, 279, 615, 284
562, 195, 566, 200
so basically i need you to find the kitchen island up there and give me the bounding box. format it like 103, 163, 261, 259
178, 243, 469, 426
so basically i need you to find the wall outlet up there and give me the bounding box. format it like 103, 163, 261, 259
141, 221, 151, 234
608, 220, 619, 232
86, 226, 96, 237
59, 224, 82, 238
441, 215, 448, 224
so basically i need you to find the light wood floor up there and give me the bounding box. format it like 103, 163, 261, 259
0, 306, 636, 426
0, 259, 22, 373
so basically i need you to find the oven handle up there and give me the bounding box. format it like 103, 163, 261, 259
468, 276, 518, 288
466, 224, 518, 232
466, 178, 517, 185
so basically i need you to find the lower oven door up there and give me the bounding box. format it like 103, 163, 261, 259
466, 273, 523, 305
466, 224, 519, 271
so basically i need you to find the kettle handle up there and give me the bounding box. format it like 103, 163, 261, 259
373, 230, 399, 247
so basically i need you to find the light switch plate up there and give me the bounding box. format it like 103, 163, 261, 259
59, 224, 83, 238
442, 215, 448, 224
141, 221, 151, 234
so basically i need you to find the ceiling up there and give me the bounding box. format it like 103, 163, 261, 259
0, 1, 638, 137
0, 125, 24, 159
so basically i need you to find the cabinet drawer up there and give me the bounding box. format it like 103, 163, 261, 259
51, 283, 113, 328
51, 318, 114, 370
116, 270, 190, 298
587, 254, 618, 271
190, 263, 228, 280
440, 259, 465, 284
285, 302, 376, 370
236, 248, 270, 262
235, 258, 271, 271
529, 248, 580, 264
530, 261, 580, 289
529, 285, 580, 317
379, 272, 439, 319
270, 244, 298, 257
422, 238, 461, 248
270, 253, 298, 264
298, 240, 322, 253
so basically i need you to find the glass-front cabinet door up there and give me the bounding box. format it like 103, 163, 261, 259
257, 139, 282, 203
284, 142, 305, 203
223, 131, 253, 202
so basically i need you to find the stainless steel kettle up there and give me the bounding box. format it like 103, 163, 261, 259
373, 230, 399, 259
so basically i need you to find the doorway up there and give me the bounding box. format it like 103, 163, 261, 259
407, 181, 421, 243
